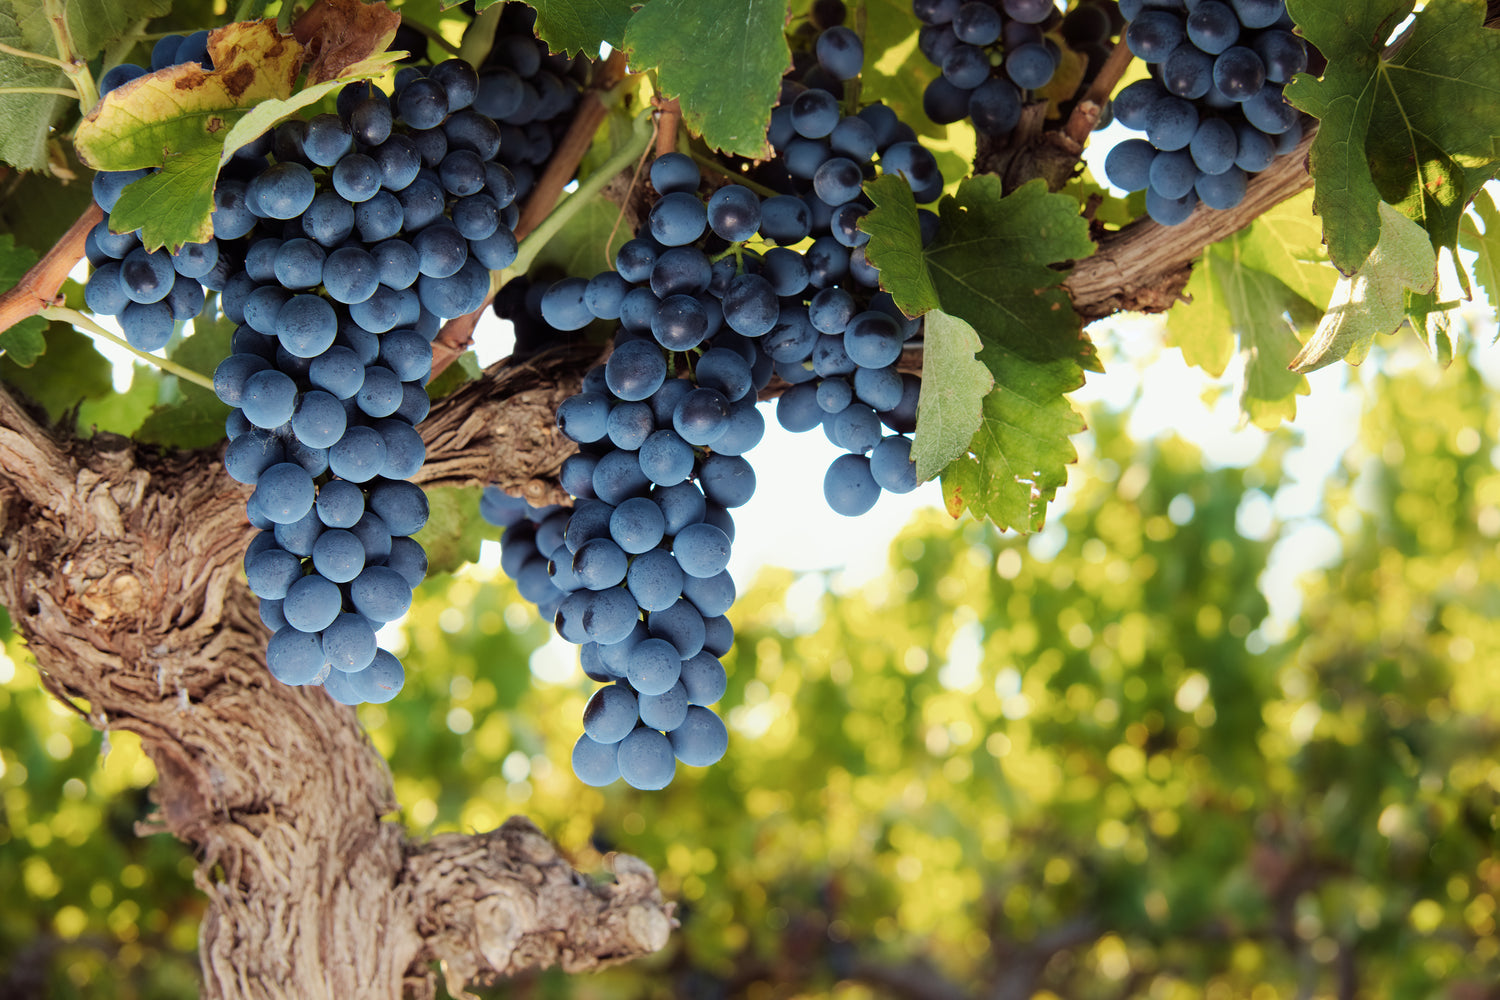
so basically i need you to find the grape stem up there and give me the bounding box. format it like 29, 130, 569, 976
687, 153, 781, 199
506, 107, 656, 281
844, 0, 866, 113
0, 85, 80, 97
42, 0, 98, 111
398, 18, 463, 58
40, 306, 216, 392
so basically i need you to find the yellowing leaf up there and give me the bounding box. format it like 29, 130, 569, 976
1291, 203, 1438, 373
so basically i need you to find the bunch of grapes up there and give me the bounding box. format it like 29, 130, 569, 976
1105, 0, 1307, 225
912, 0, 1118, 134
482, 10, 941, 790
202, 58, 527, 704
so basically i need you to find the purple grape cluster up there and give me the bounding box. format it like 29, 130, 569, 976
1105, 0, 1307, 224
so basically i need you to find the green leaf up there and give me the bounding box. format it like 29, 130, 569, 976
1167, 191, 1330, 425
512, 188, 632, 280
1211, 244, 1311, 429
913, 310, 992, 481
1165, 254, 1235, 379
415, 486, 490, 576
0, 0, 170, 170
939, 353, 1087, 532
0, 324, 111, 420
75, 364, 161, 437
1285, 0, 1500, 274
1458, 188, 1500, 313
525, 0, 634, 54
863, 175, 1096, 532
1290, 202, 1438, 373
134, 313, 234, 449
1404, 287, 1459, 366
0, 232, 45, 365
624, 0, 789, 159
1232, 189, 1340, 311
859, 0, 943, 140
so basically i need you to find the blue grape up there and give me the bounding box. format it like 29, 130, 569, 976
669, 706, 728, 766
266, 627, 328, 686
824, 453, 879, 516
1196, 166, 1247, 210
627, 549, 685, 613
583, 683, 639, 744
571, 734, 621, 786
617, 728, 676, 790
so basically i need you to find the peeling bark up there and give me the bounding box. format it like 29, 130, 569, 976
0, 348, 669, 1000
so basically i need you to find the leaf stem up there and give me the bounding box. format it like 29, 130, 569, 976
42, 0, 98, 110
0, 40, 72, 70
0, 86, 79, 97
457, 2, 501, 68
42, 306, 215, 391
506, 108, 656, 279
688, 152, 782, 198
400, 18, 464, 59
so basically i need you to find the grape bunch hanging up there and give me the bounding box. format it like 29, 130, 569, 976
1105, 0, 1308, 224
82, 14, 582, 706
485, 9, 935, 790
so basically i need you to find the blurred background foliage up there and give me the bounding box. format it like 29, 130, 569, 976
3, 338, 1500, 999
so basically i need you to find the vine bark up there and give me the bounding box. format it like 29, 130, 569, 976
0, 345, 667, 1000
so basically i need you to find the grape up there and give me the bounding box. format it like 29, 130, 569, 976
824, 453, 880, 516
870, 435, 919, 493
1186, 0, 1240, 53
1164, 44, 1214, 99
649, 191, 709, 246
1149, 149, 1200, 199
610, 497, 667, 554
651, 294, 710, 351
954, 3, 1002, 45
350, 566, 413, 623
649, 151, 699, 195
582, 684, 639, 744
1190, 118, 1239, 175
627, 549, 685, 613
792, 88, 841, 139
669, 706, 729, 766
266, 627, 328, 686
252, 161, 317, 219
969, 78, 1023, 135
673, 388, 731, 446
284, 574, 342, 633
617, 728, 676, 790
639, 681, 689, 732
606, 339, 668, 401
678, 651, 727, 706
571, 734, 621, 787
349, 649, 404, 704
1253, 29, 1307, 84
816, 25, 864, 80
1105, 138, 1157, 192
1213, 46, 1266, 102
1195, 166, 1247, 210
1146, 96, 1200, 151
1146, 186, 1198, 225
1230, 0, 1283, 29
1242, 85, 1296, 134
1115, 80, 1166, 131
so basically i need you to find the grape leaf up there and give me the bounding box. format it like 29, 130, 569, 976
0, 233, 45, 365
1291, 202, 1438, 373
1210, 244, 1311, 429
1459, 188, 1500, 313
415, 486, 489, 576
913, 310, 992, 481
0, 325, 111, 420
76, 365, 160, 438
1233, 189, 1339, 311
74, 21, 307, 251
1166, 192, 1326, 425
624, 0, 789, 159
1404, 288, 1459, 366
0, 0, 170, 170
524, 0, 635, 55
1285, 0, 1500, 275
863, 175, 1096, 532
290, 0, 401, 84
